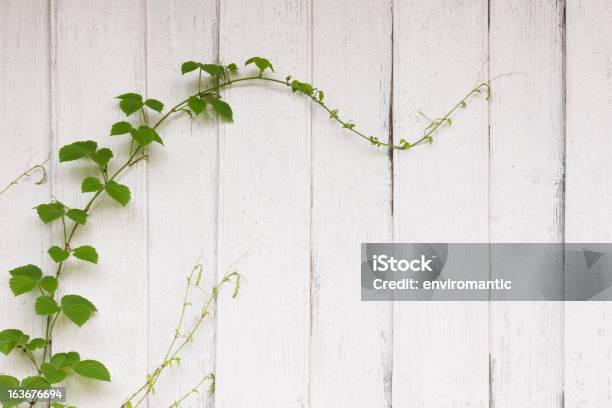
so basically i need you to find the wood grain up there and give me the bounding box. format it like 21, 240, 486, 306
215, 1, 312, 406
391, 1, 490, 406
145, 0, 219, 405
565, 1, 612, 406
50, 1, 148, 406
309, 0, 393, 406
488, 1, 565, 407
0, 0, 51, 381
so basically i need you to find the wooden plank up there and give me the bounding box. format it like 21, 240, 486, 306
565, 1, 612, 406
309, 0, 392, 406
145, 1, 219, 406
0, 0, 51, 381
50, 1, 147, 405
488, 1, 565, 406
215, 1, 312, 406
391, 1, 489, 406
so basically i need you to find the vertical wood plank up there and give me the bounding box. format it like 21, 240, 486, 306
488, 1, 565, 406
145, 1, 219, 405
310, 0, 392, 407
215, 1, 311, 406
565, 1, 612, 406
51, 1, 147, 405
0, 0, 51, 380
391, 1, 490, 406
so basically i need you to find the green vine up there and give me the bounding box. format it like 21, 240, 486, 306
0, 56, 489, 407
0, 160, 48, 199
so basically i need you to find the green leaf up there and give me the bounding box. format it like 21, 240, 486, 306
73, 360, 111, 382
9, 265, 42, 296
0, 374, 19, 387
9, 276, 37, 296
20, 376, 50, 389
9, 264, 42, 281
110, 121, 133, 136
36, 202, 65, 223
116, 93, 143, 101
227, 63, 238, 72
81, 176, 104, 193
40, 276, 59, 295
40, 363, 67, 384
59, 141, 97, 162
35, 296, 61, 316
90, 148, 113, 167
290, 80, 314, 95
61, 295, 97, 327
188, 96, 206, 115
144, 99, 164, 113
66, 209, 88, 225
73, 245, 98, 264
119, 99, 144, 116
245, 56, 274, 73
105, 181, 131, 206
200, 63, 223, 77
48, 246, 70, 263
130, 126, 156, 147
210, 98, 233, 121
0, 329, 24, 355
181, 61, 199, 74
50, 352, 80, 369
27, 338, 47, 351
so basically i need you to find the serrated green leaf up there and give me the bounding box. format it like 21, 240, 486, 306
181, 61, 199, 74
290, 80, 314, 95
50, 352, 80, 369
200, 63, 223, 77
61, 295, 97, 327
40, 276, 58, 295
116, 93, 143, 101
110, 121, 133, 136
73, 360, 111, 382
9, 276, 36, 296
35, 296, 61, 316
90, 148, 113, 167
59, 141, 97, 162
9, 265, 42, 296
20, 376, 50, 389
188, 96, 206, 115
36, 202, 65, 224
144, 99, 163, 113
40, 363, 67, 384
73, 245, 98, 264
0, 329, 24, 355
105, 181, 131, 206
81, 176, 104, 193
245, 56, 274, 73
9, 264, 42, 281
48, 246, 70, 263
210, 98, 233, 121
27, 338, 47, 351
66, 209, 88, 225
130, 126, 155, 147
119, 99, 143, 116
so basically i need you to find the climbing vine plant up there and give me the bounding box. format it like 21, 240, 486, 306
0, 57, 490, 407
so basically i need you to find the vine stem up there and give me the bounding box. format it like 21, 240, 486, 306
0, 162, 47, 198
30, 69, 489, 397
122, 268, 240, 408
168, 373, 215, 407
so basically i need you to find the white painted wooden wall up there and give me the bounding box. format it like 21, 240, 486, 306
0, 1, 611, 407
